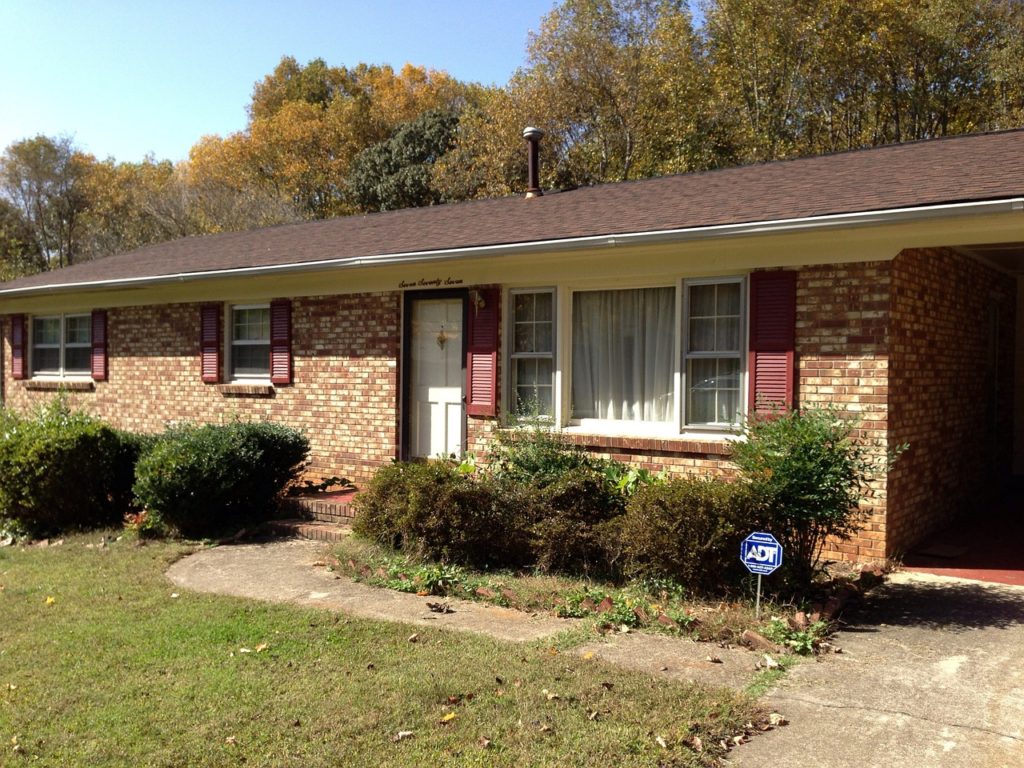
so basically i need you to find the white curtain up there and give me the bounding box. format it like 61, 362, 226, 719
572, 287, 675, 421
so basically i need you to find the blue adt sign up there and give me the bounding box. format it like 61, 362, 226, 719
741, 532, 783, 576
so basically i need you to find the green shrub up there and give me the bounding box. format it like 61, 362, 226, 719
490, 423, 605, 488
0, 399, 133, 536
730, 407, 886, 587
353, 461, 530, 568
133, 421, 309, 538
620, 477, 761, 593
530, 467, 624, 575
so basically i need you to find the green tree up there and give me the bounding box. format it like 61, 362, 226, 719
0, 198, 44, 279
346, 109, 460, 212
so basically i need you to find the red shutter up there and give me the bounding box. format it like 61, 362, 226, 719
91, 310, 108, 381
10, 314, 26, 380
465, 288, 499, 417
748, 271, 797, 414
200, 304, 221, 383
270, 299, 292, 385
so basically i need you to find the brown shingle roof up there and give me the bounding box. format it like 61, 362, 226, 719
4, 129, 1024, 293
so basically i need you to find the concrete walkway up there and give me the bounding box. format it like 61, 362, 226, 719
730, 571, 1024, 768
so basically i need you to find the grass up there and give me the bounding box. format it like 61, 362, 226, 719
0, 532, 763, 767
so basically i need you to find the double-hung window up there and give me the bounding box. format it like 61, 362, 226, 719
31, 314, 90, 377
230, 305, 271, 380
684, 278, 744, 426
509, 289, 555, 418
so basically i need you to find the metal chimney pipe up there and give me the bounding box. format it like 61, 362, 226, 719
523, 126, 544, 198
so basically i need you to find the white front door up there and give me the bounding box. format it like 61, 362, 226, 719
409, 297, 464, 458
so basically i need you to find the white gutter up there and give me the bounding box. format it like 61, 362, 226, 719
1, 197, 1022, 298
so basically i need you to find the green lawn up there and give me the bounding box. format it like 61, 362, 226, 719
0, 534, 762, 767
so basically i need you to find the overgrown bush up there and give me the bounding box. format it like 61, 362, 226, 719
353, 461, 531, 567
620, 477, 763, 592
0, 399, 140, 536
489, 422, 605, 488
133, 421, 309, 538
530, 467, 624, 575
730, 407, 886, 587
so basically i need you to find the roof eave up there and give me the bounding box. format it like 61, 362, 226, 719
2, 197, 1022, 299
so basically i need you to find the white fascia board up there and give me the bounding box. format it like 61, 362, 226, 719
1, 197, 1022, 299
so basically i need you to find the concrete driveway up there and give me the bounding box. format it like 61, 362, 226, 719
731, 571, 1024, 768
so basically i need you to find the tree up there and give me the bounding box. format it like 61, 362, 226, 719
0, 135, 91, 268
0, 198, 44, 279
346, 109, 459, 212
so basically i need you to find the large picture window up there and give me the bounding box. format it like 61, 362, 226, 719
31, 314, 90, 377
571, 287, 675, 423
230, 305, 271, 379
510, 289, 555, 417
684, 279, 743, 426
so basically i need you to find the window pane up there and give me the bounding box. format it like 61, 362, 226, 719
33, 317, 60, 345
231, 343, 270, 376
65, 347, 91, 373
717, 317, 740, 351
716, 282, 741, 315
32, 347, 60, 374
571, 287, 674, 421
514, 323, 534, 353
534, 322, 552, 353
534, 292, 553, 321
689, 318, 715, 352
65, 316, 91, 345
689, 284, 716, 316
233, 308, 270, 342
514, 293, 534, 322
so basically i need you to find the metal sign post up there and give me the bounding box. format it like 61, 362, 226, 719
740, 532, 783, 619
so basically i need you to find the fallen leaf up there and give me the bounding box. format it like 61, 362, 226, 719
706, 655, 723, 664
587, 709, 599, 721
44, 596, 55, 605
539, 724, 552, 733
366, 663, 376, 671
426, 602, 453, 614
688, 736, 704, 752
600, 681, 614, 690
478, 736, 492, 748
224, 736, 237, 745
170, 593, 180, 599
239, 648, 252, 654
407, 633, 419, 643
768, 712, 788, 727
440, 712, 457, 724
255, 643, 269, 653
655, 735, 668, 749
582, 651, 595, 660
392, 730, 415, 742
542, 688, 560, 700
762, 654, 780, 670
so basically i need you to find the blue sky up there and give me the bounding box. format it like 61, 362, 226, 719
0, 0, 562, 163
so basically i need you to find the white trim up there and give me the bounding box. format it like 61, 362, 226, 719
227, 303, 272, 383
3, 198, 1022, 298
30, 313, 91, 378
505, 287, 557, 420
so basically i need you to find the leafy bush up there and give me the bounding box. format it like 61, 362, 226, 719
530, 467, 624, 575
730, 407, 885, 586
489, 423, 605, 488
0, 399, 138, 536
353, 461, 531, 567
620, 477, 761, 592
133, 421, 309, 538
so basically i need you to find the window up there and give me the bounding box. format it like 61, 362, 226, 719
571, 287, 675, 423
31, 314, 90, 377
684, 279, 743, 426
509, 289, 555, 417
230, 305, 271, 379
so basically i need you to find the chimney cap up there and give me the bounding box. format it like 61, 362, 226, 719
523, 126, 545, 141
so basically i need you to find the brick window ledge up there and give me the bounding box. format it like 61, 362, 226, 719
217, 383, 276, 397
499, 428, 732, 456
24, 379, 95, 392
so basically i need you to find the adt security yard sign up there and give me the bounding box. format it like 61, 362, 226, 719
741, 532, 783, 618
741, 532, 783, 576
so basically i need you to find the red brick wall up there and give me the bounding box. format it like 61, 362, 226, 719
886, 248, 1015, 556
2, 292, 402, 485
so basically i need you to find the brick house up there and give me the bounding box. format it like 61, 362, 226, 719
2, 129, 1024, 561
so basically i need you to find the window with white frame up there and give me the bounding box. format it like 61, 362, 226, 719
230, 305, 271, 380
571, 287, 675, 423
31, 314, 90, 377
509, 289, 555, 417
684, 278, 743, 426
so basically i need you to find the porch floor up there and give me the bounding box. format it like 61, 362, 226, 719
901, 488, 1024, 587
